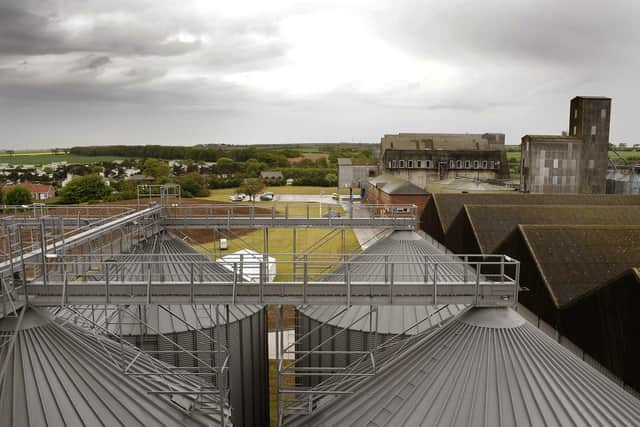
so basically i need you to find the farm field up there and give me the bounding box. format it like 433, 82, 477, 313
0, 153, 131, 165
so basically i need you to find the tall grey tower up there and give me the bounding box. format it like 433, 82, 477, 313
568, 96, 611, 193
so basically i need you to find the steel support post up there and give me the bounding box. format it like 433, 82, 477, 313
292, 228, 297, 282
40, 220, 47, 286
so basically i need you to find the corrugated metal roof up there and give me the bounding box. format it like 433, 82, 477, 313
431, 193, 640, 235
0, 308, 229, 427
518, 225, 640, 308
464, 204, 640, 254
55, 233, 262, 333
298, 231, 466, 334
293, 307, 640, 426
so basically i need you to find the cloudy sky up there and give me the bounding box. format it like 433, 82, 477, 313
1, 0, 638, 149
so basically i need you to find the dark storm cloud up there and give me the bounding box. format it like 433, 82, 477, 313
376, 0, 640, 67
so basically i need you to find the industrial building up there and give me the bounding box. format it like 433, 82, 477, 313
423, 192, 640, 394
1, 196, 640, 426
521, 96, 611, 194
336, 158, 379, 191
379, 133, 509, 190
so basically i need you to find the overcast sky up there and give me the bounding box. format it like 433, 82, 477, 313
1, 0, 638, 149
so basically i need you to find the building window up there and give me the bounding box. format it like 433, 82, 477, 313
489, 160, 494, 169
495, 161, 501, 168
407, 160, 413, 168
591, 125, 597, 136
426, 160, 432, 169
416, 160, 422, 168
553, 159, 559, 168
601, 109, 607, 119
391, 160, 396, 168
399, 160, 405, 168
588, 159, 595, 169
482, 160, 488, 169
572, 125, 577, 135
464, 160, 471, 169
552, 176, 558, 185
473, 160, 480, 169
388, 161, 392, 169
456, 160, 462, 169
574, 109, 578, 119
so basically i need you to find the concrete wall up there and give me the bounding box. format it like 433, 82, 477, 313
520, 138, 583, 193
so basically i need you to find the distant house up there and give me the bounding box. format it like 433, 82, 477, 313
2, 182, 56, 201
125, 175, 155, 183
260, 171, 283, 181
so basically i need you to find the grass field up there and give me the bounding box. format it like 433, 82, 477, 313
204, 186, 336, 201
0, 154, 131, 165
199, 227, 361, 282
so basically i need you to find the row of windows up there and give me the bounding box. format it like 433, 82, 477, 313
388, 159, 499, 170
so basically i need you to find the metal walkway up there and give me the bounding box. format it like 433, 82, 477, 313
10, 253, 519, 307
160, 204, 417, 229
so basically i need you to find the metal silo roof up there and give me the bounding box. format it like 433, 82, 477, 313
291, 307, 640, 426
55, 233, 262, 333
298, 231, 466, 335
0, 308, 229, 427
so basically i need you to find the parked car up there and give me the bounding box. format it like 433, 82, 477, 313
230, 193, 245, 202
260, 192, 274, 201
323, 210, 341, 218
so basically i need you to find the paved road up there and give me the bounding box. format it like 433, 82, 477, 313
273, 194, 338, 204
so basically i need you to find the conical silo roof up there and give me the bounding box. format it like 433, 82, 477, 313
298, 231, 466, 335
291, 307, 640, 426
55, 233, 262, 333
0, 308, 230, 427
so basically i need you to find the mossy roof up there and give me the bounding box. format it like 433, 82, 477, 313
518, 225, 640, 308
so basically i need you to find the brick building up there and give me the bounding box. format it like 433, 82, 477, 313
2, 182, 55, 201
365, 174, 430, 226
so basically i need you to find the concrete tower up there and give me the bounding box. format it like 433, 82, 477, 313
569, 96, 611, 193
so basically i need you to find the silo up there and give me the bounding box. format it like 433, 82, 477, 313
55, 232, 269, 427
0, 307, 230, 426
295, 230, 467, 388
290, 307, 640, 426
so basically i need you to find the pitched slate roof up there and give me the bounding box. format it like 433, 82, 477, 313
464, 204, 640, 254
518, 225, 640, 308
291, 307, 640, 426
431, 193, 640, 236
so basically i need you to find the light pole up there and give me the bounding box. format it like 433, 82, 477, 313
319, 191, 324, 217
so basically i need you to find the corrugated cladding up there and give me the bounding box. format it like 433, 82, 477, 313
464, 204, 640, 254
291, 308, 640, 427
55, 233, 269, 427
0, 308, 228, 427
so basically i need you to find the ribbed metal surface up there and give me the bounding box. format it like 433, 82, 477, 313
292, 307, 640, 426
55, 233, 269, 427
0, 308, 227, 427
295, 231, 467, 388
